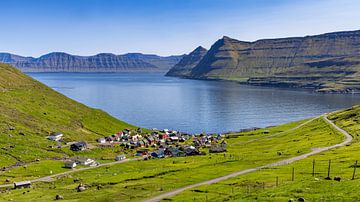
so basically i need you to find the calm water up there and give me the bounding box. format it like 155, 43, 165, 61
28, 73, 360, 133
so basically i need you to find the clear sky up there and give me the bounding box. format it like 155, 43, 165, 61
0, 0, 359, 57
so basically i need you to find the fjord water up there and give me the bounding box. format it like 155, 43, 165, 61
29, 73, 360, 133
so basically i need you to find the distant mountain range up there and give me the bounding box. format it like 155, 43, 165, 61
166, 30, 360, 93
0, 52, 183, 72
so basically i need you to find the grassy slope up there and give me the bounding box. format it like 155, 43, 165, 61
0, 116, 346, 201
0, 63, 136, 168
170, 106, 360, 201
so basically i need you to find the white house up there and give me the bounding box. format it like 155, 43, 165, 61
75, 157, 95, 166
97, 138, 106, 144
115, 154, 126, 161
64, 161, 77, 168
48, 132, 63, 141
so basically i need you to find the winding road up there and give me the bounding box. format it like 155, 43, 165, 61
142, 115, 352, 202
0, 114, 352, 202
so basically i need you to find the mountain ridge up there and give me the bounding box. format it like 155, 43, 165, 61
166, 29, 360, 93
0, 52, 183, 73
165, 46, 207, 77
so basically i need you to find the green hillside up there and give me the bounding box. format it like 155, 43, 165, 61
0, 63, 136, 168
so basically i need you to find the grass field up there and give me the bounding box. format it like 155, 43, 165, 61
0, 115, 346, 201
169, 106, 360, 201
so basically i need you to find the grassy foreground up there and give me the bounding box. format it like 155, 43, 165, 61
0, 116, 345, 201
0, 63, 358, 201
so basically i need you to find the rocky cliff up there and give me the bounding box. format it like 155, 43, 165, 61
167, 30, 360, 93
0, 52, 183, 73
165, 46, 207, 77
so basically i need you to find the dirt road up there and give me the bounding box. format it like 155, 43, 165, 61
143, 115, 352, 202
0, 158, 141, 188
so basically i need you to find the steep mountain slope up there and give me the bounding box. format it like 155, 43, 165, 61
0, 63, 135, 167
166, 46, 207, 77
169, 30, 360, 93
0, 52, 183, 73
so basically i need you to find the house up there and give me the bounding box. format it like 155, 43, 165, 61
14, 181, 31, 189
165, 147, 185, 157
64, 161, 77, 168
48, 132, 63, 141
105, 136, 114, 143
185, 146, 199, 156
209, 141, 227, 153
135, 149, 149, 156
70, 141, 87, 151
220, 140, 227, 149
75, 157, 95, 166
146, 136, 155, 145
123, 129, 131, 135
151, 149, 165, 158
170, 136, 179, 141
138, 140, 145, 147
97, 138, 106, 144
142, 138, 149, 147
115, 154, 126, 161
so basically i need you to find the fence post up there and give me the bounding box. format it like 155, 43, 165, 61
327, 160, 331, 178
276, 176, 279, 187
312, 159, 315, 176
352, 160, 358, 180
292, 167, 295, 181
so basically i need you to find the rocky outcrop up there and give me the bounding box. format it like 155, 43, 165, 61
167, 30, 360, 93
0, 52, 183, 73
166, 46, 207, 77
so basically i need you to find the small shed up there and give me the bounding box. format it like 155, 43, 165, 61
64, 161, 77, 168
97, 138, 106, 144
48, 132, 63, 141
70, 141, 87, 151
115, 154, 126, 161
14, 181, 31, 189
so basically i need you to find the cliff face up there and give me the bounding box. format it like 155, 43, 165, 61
0, 52, 183, 73
166, 46, 207, 77
167, 30, 360, 93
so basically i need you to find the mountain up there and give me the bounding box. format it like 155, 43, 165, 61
0, 62, 136, 167
124, 53, 184, 71
0, 52, 183, 73
165, 46, 207, 77
167, 30, 360, 93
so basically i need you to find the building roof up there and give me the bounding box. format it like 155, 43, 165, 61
14, 181, 31, 186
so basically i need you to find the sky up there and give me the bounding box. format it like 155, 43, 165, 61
0, 0, 359, 57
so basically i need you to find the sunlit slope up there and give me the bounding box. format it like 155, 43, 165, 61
0, 63, 135, 167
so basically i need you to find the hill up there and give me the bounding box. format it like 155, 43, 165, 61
0, 63, 136, 168
0, 52, 183, 73
167, 30, 360, 93
165, 46, 207, 77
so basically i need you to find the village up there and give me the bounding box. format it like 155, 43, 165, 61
46, 128, 228, 170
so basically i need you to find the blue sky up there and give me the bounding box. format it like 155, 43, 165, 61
0, 0, 359, 57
